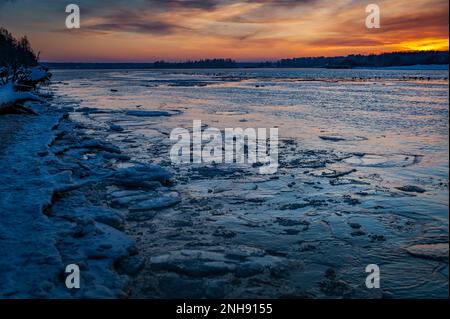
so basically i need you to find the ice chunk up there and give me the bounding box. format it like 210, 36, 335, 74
0, 82, 43, 110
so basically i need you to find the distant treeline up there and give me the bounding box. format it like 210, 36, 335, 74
46, 51, 449, 70
154, 58, 238, 69
0, 27, 39, 67
276, 51, 449, 68
152, 51, 449, 68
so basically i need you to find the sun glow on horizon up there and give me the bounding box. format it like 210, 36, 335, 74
398, 39, 449, 52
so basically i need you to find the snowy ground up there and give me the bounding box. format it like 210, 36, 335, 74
0, 86, 172, 298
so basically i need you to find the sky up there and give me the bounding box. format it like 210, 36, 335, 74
0, 0, 448, 62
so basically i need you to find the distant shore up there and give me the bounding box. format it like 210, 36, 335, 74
44, 63, 450, 70
42, 51, 449, 70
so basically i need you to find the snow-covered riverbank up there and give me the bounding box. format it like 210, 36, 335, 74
0, 81, 176, 298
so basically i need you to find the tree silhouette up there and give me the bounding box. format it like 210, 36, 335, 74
0, 27, 39, 68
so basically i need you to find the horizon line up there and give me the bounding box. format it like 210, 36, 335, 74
40, 50, 450, 64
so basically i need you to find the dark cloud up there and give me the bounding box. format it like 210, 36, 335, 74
79, 0, 318, 36
0, 0, 16, 7
308, 37, 385, 47
332, 5, 449, 43
383, 10, 449, 34
85, 9, 189, 35
146, 0, 317, 11
148, 0, 223, 10
246, 0, 317, 6
88, 21, 184, 35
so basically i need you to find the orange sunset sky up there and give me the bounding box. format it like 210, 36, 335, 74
0, 0, 448, 62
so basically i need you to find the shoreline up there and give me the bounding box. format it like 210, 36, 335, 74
0, 87, 165, 298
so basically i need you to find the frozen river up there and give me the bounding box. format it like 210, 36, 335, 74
50, 67, 449, 298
